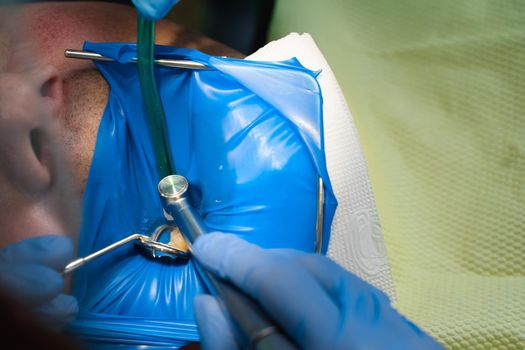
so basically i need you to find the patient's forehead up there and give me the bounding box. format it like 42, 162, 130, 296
0, 2, 144, 75
0, 2, 242, 75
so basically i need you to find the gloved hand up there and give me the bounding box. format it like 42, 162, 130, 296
132, 0, 181, 20
0, 235, 78, 331
192, 233, 444, 350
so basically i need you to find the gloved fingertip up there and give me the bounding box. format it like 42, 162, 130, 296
193, 232, 249, 259
194, 294, 239, 350
0, 264, 63, 306
0, 235, 74, 269
193, 232, 223, 253
192, 233, 251, 277
192, 232, 229, 261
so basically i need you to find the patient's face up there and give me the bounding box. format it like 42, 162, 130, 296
0, 2, 240, 247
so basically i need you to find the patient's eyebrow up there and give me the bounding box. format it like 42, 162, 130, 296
0, 7, 40, 75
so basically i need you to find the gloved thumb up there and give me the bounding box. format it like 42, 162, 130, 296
35, 293, 78, 331
193, 294, 239, 350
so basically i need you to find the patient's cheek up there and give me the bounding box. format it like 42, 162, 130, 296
0, 208, 72, 249
61, 69, 108, 191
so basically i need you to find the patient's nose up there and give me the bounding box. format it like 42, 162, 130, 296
0, 66, 63, 194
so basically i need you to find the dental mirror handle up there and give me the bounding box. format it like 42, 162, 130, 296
63, 233, 148, 275
159, 175, 297, 350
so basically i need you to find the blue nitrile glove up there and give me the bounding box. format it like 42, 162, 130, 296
132, 0, 181, 20
192, 233, 444, 350
0, 235, 78, 331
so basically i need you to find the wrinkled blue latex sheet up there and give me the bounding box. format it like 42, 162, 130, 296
69, 42, 337, 348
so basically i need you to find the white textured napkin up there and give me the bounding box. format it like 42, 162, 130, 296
247, 33, 396, 300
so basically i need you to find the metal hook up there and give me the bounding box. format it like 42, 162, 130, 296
64, 49, 209, 70
63, 225, 189, 275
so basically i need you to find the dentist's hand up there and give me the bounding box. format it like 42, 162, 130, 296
132, 0, 181, 20
192, 233, 443, 350
0, 235, 78, 331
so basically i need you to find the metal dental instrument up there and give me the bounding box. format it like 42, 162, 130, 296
158, 175, 297, 350
64, 49, 209, 70
315, 177, 325, 253
63, 225, 188, 275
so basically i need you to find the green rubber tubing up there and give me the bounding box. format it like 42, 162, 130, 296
137, 17, 174, 179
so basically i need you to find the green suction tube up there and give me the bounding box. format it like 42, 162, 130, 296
137, 17, 174, 179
